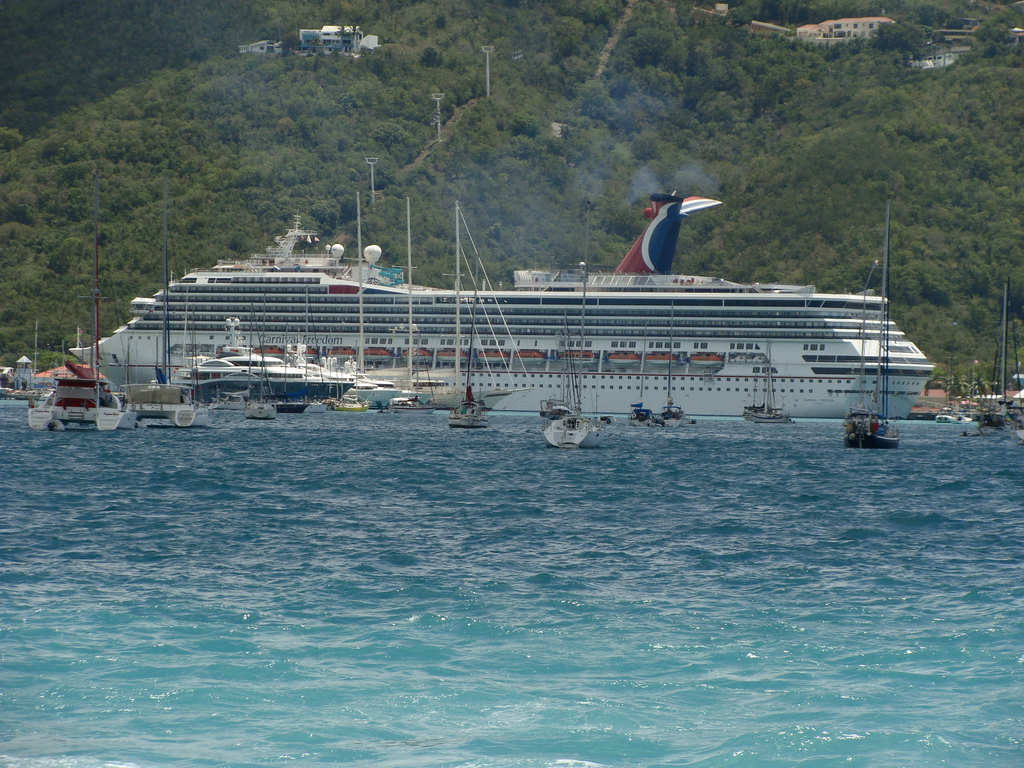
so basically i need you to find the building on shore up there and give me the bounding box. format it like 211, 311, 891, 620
796, 17, 894, 44
239, 25, 380, 56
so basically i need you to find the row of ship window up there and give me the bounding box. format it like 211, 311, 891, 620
175, 287, 885, 316
129, 323, 844, 341
166, 296, 880, 320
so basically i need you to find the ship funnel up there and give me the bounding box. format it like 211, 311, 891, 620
613, 194, 722, 275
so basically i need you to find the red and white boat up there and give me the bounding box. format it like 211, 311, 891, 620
28, 361, 136, 431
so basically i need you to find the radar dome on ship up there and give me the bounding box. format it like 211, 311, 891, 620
329, 244, 345, 257
363, 244, 382, 264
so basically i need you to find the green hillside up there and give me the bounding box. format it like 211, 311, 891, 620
1, 0, 1023, 383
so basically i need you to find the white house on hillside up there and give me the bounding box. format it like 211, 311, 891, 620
299, 25, 379, 55
910, 44, 971, 68
239, 24, 380, 56
238, 40, 282, 54
797, 17, 894, 44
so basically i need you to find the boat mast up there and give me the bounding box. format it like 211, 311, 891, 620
999, 279, 1009, 405
162, 177, 171, 382
92, 173, 102, 406
874, 197, 891, 414
406, 196, 413, 380
666, 306, 674, 407
572, 200, 591, 412
578, 259, 588, 411
454, 201, 462, 389
357, 192, 364, 373
639, 323, 647, 402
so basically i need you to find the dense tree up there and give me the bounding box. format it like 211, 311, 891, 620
1, 0, 1023, 376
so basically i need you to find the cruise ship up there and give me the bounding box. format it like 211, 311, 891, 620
92, 194, 933, 417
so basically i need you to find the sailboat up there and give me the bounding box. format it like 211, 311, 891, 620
124, 180, 210, 427
28, 177, 137, 431
627, 327, 663, 426
542, 261, 604, 448
743, 343, 793, 423
843, 199, 899, 449
448, 226, 489, 429
971, 279, 1024, 437
244, 313, 277, 420
448, 383, 489, 427
629, 312, 694, 427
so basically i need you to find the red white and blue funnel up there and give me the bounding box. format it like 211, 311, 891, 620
614, 194, 722, 275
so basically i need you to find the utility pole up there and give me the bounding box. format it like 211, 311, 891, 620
431, 93, 445, 143
364, 157, 378, 203
481, 46, 495, 97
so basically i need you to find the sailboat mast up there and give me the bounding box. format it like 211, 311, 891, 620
92, 174, 102, 407
162, 177, 171, 380
874, 197, 890, 413
454, 202, 462, 388
999, 279, 1009, 402
667, 306, 674, 406
579, 261, 588, 410
357, 191, 364, 373
406, 196, 413, 379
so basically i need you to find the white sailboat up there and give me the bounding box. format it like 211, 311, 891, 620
971, 279, 1024, 438
448, 384, 489, 428
244, 398, 277, 420
543, 261, 604, 449
244, 325, 277, 420
126, 180, 210, 427
447, 204, 490, 430
742, 342, 793, 424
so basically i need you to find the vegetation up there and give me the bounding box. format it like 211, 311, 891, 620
1, 0, 1023, 383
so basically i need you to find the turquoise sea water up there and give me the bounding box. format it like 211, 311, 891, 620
2, 401, 1023, 768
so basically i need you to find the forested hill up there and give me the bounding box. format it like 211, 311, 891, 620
1, 0, 1023, 380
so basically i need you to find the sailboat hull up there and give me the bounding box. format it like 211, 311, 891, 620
543, 416, 604, 448
843, 430, 900, 449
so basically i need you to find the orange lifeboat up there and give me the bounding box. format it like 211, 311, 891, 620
563, 350, 595, 362
516, 350, 548, 364
607, 351, 642, 364
362, 347, 393, 362
478, 349, 511, 361
437, 348, 470, 361
644, 352, 675, 365
689, 352, 724, 366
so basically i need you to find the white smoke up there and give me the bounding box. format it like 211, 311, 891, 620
627, 162, 720, 204
627, 167, 661, 204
